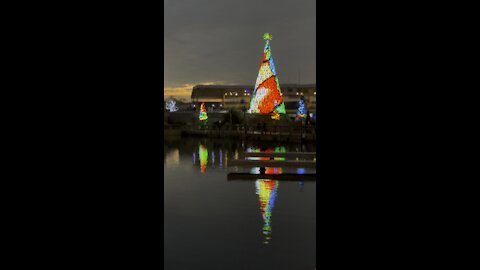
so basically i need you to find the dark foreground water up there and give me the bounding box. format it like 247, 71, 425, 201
164, 137, 316, 270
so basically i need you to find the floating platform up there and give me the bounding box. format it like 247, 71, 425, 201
228, 159, 316, 168
241, 152, 316, 159
227, 173, 316, 181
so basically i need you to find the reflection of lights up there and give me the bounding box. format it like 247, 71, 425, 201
192, 152, 196, 165
295, 98, 307, 121
274, 146, 286, 160
299, 181, 304, 191
211, 151, 215, 166
199, 145, 208, 173
256, 179, 278, 244
165, 149, 180, 166
297, 168, 306, 174
246, 146, 285, 174
225, 150, 228, 167
165, 99, 178, 112
219, 150, 223, 168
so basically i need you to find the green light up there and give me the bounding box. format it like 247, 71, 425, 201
199, 144, 208, 173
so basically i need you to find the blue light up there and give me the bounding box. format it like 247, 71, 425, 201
219, 150, 223, 168
269, 58, 276, 76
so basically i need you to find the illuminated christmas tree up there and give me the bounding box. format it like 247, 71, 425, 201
199, 102, 208, 121
248, 33, 286, 116
247, 146, 285, 174
165, 99, 178, 112
295, 97, 307, 121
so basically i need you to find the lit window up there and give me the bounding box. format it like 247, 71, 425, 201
314, 92, 316, 95
225, 93, 227, 96
235, 93, 238, 96
296, 92, 299, 95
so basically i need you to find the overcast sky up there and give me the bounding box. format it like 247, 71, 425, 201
164, 0, 316, 98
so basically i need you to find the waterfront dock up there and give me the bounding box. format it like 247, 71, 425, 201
164, 123, 316, 142
229, 159, 316, 167
240, 152, 316, 159
227, 151, 317, 181
227, 173, 316, 181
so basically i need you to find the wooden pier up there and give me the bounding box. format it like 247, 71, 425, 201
164, 123, 316, 142
229, 159, 316, 167
228, 151, 317, 181
240, 152, 316, 159
227, 173, 316, 181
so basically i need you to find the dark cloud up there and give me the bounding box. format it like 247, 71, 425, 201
164, 0, 316, 97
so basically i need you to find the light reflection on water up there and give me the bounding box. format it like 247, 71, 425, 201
256, 179, 278, 244
199, 144, 208, 173
164, 138, 316, 269
165, 149, 179, 166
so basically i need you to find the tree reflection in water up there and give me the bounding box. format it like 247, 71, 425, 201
256, 179, 278, 244
199, 144, 208, 173
246, 146, 286, 244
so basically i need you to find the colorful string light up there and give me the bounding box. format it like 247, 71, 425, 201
165, 99, 178, 112
295, 97, 307, 121
246, 146, 285, 174
199, 102, 208, 121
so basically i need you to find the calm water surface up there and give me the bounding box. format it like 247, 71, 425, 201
164, 137, 316, 270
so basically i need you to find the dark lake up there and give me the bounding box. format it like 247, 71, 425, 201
164, 137, 316, 270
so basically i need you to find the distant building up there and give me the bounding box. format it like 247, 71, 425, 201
191, 84, 316, 113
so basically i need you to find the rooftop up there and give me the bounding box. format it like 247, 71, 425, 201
191, 84, 316, 99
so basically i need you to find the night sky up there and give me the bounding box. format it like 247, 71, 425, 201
164, 0, 316, 98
